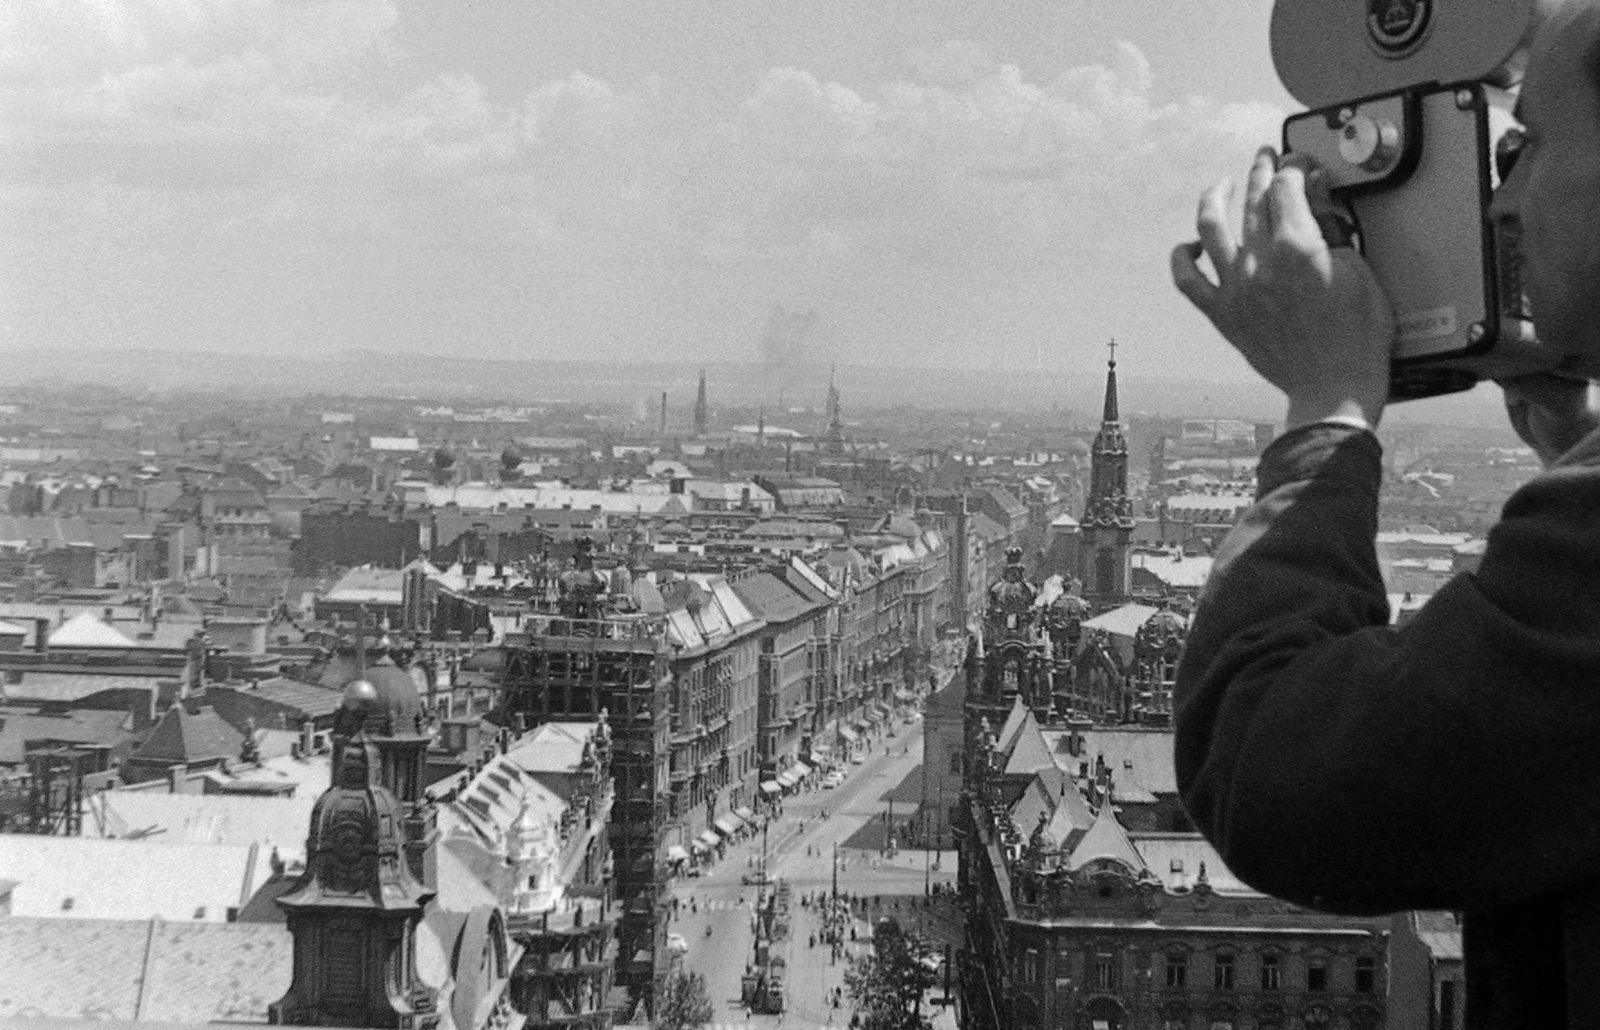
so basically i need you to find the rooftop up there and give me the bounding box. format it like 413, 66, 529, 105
0, 835, 275, 921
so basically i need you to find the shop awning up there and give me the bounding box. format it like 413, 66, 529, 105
776, 770, 799, 788
761, 781, 782, 794
697, 829, 722, 848
811, 744, 833, 755
793, 762, 813, 778
734, 806, 756, 822
839, 727, 859, 743
714, 816, 741, 837
691, 840, 708, 853
666, 845, 691, 863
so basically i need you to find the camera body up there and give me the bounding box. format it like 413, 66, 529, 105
1273, 0, 1580, 400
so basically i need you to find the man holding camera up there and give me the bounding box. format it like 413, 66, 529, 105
1170, 1, 1600, 1024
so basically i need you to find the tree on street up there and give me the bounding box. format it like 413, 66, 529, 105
653, 969, 715, 1030
844, 917, 938, 1030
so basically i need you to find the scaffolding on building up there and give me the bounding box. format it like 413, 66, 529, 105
510, 901, 621, 1030
499, 614, 673, 1012
0, 744, 104, 835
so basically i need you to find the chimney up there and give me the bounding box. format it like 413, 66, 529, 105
512, 712, 527, 735
33, 618, 48, 655
167, 763, 188, 794
300, 718, 314, 758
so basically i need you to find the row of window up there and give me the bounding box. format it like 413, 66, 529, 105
1018, 948, 1378, 996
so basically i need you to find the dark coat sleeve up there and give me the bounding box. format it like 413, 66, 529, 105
1175, 423, 1600, 915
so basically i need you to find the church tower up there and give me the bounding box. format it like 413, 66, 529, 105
825, 366, 844, 454
1080, 341, 1135, 607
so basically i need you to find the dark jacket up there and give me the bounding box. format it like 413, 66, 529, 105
1175, 421, 1600, 1029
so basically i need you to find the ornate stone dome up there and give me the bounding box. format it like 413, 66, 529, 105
342, 651, 422, 736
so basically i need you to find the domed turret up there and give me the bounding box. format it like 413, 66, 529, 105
1134, 607, 1187, 660
271, 732, 436, 1027
344, 678, 378, 710
348, 652, 422, 737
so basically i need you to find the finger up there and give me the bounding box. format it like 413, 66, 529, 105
1171, 241, 1221, 315
1242, 147, 1278, 245
1303, 169, 1357, 249
1279, 150, 1321, 177
1196, 180, 1238, 279
1267, 166, 1322, 242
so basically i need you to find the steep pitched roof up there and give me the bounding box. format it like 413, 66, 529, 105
1066, 799, 1148, 874
1004, 715, 1057, 778
996, 696, 1029, 756
1009, 773, 1053, 830
1042, 778, 1096, 851
134, 703, 246, 766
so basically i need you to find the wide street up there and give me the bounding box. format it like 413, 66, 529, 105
664, 718, 959, 1030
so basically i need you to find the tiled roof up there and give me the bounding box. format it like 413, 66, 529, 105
134, 704, 245, 766
0, 916, 292, 1022
731, 573, 817, 626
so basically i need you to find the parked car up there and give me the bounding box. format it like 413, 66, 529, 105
741, 870, 774, 886
824, 771, 846, 788
666, 933, 690, 955
850, 754, 866, 765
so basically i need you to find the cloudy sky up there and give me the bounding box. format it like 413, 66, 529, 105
0, 0, 1295, 380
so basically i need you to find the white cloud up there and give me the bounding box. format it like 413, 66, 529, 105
0, 6, 1285, 364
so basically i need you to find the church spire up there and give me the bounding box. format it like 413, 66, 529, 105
1101, 339, 1119, 424
1081, 338, 1134, 606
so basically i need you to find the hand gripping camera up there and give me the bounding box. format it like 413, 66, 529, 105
1273, 0, 1576, 400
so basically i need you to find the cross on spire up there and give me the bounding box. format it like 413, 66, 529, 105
1108, 337, 1116, 368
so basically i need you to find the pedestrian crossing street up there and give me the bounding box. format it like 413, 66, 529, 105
679, 898, 752, 912
705, 1023, 842, 1030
